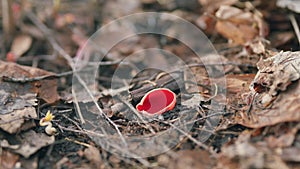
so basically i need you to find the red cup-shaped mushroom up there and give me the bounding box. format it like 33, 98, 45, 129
136, 88, 176, 116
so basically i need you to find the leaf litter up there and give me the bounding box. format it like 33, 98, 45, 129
0, 61, 59, 134
1, 0, 300, 169
236, 51, 300, 128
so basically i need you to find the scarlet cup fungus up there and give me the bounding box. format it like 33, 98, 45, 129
136, 88, 176, 116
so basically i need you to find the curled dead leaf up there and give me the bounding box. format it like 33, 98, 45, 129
237, 51, 300, 128
251, 51, 300, 96
215, 5, 268, 45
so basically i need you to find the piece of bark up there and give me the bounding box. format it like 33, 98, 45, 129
130, 72, 184, 103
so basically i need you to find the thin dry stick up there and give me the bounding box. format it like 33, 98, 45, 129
247, 92, 258, 118
0, 117, 32, 125
65, 137, 91, 147
2, 71, 73, 83
25, 11, 88, 124
119, 78, 157, 135
61, 114, 83, 131
26, 11, 122, 129
119, 98, 157, 134
185, 111, 230, 126
74, 74, 127, 147
26, 12, 74, 67
71, 87, 85, 124
87, 59, 125, 66
291, 63, 300, 76
57, 124, 106, 137
289, 14, 300, 46
2, 62, 118, 83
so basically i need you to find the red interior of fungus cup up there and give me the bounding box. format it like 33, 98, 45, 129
136, 88, 176, 115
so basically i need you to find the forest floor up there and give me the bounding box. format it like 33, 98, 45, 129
1, 0, 300, 169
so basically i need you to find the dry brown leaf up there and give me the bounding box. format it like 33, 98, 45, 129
215, 5, 268, 45
199, 54, 239, 75
10, 130, 55, 158
196, 0, 237, 33
0, 61, 59, 133
0, 150, 19, 169
245, 38, 266, 54
251, 51, 300, 99
226, 74, 255, 94
54, 13, 76, 28
238, 81, 300, 128
0, 90, 37, 115
0, 61, 59, 104
216, 20, 258, 45
216, 5, 253, 23
237, 51, 300, 128
0, 107, 37, 134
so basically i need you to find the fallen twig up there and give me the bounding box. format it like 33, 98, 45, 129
130, 72, 183, 103
289, 14, 300, 46
74, 73, 128, 146
65, 137, 91, 147
118, 97, 157, 134
61, 114, 83, 131
2, 71, 73, 83
25, 11, 74, 68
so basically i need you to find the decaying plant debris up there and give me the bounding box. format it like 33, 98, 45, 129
1, 0, 300, 169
